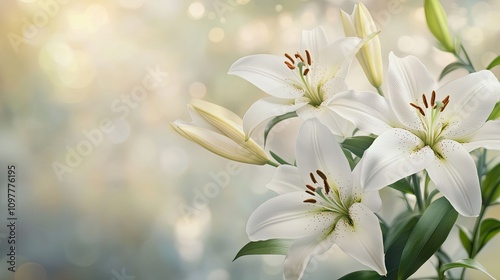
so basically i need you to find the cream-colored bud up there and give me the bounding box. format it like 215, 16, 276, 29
172, 99, 269, 165
340, 3, 383, 88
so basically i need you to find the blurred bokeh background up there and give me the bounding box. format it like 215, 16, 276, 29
0, 0, 499, 279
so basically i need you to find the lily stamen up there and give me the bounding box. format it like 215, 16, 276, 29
323, 179, 331, 194
306, 184, 316, 192
284, 53, 295, 64
305, 50, 312, 66
284, 61, 295, 70
303, 68, 310, 76
410, 102, 426, 116
305, 190, 316, 196
422, 93, 428, 108
309, 172, 317, 184
295, 53, 305, 63
303, 198, 317, 204
431, 90, 436, 106
316, 170, 327, 181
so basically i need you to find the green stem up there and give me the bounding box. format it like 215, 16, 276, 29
460, 149, 488, 280
423, 171, 431, 207
451, 44, 476, 73
459, 205, 487, 280
460, 44, 476, 72
412, 174, 424, 212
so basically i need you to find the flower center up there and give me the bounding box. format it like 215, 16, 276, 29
302, 170, 350, 217
409, 90, 450, 148
284, 50, 323, 106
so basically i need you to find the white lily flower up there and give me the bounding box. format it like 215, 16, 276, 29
171, 99, 270, 165
246, 119, 386, 279
229, 26, 367, 139
330, 53, 500, 216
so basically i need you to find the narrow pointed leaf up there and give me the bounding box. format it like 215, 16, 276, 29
425, 189, 440, 207
457, 225, 472, 255
398, 197, 458, 280
482, 162, 500, 204
439, 259, 495, 280
477, 218, 500, 254
434, 249, 452, 265
263, 112, 297, 146
438, 62, 470, 81
486, 55, 500, 70
339, 270, 382, 280
342, 147, 357, 170
388, 178, 414, 194
269, 150, 293, 166
488, 102, 500, 120
233, 239, 293, 261
341, 135, 375, 158
384, 213, 420, 252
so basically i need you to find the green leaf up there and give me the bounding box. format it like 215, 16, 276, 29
477, 218, 500, 254
388, 179, 414, 194
233, 239, 293, 261
269, 150, 293, 166
482, 162, 500, 204
434, 249, 452, 265
384, 217, 419, 280
263, 112, 297, 146
424, 189, 440, 207
488, 102, 500, 120
457, 225, 472, 255
342, 147, 358, 170
439, 259, 495, 280
438, 61, 471, 80
339, 270, 382, 280
341, 136, 375, 158
486, 55, 500, 70
398, 197, 458, 280
384, 213, 420, 252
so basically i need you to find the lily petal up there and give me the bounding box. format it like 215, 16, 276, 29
387, 53, 434, 131
296, 105, 355, 139
461, 120, 500, 152
283, 232, 335, 280
360, 128, 434, 191
312, 37, 361, 84
267, 165, 305, 194
228, 54, 305, 99
300, 26, 329, 60
439, 70, 500, 138
329, 90, 396, 135
296, 119, 353, 198
426, 140, 481, 217
243, 97, 307, 138
246, 192, 340, 240
335, 203, 387, 275
352, 165, 382, 212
